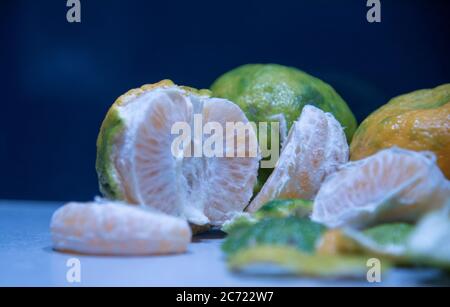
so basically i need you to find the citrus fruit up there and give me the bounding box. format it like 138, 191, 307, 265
312, 147, 450, 228
50, 200, 191, 255
210, 64, 357, 142
350, 84, 450, 178
96, 80, 260, 227
246, 105, 349, 212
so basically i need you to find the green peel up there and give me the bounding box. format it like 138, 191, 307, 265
229, 245, 377, 278
96, 107, 125, 199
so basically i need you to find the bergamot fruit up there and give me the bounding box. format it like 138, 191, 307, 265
350, 84, 450, 178
247, 105, 349, 212
50, 200, 191, 255
96, 80, 260, 227
312, 147, 450, 229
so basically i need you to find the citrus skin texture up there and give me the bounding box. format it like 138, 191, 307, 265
350, 84, 450, 178
211, 64, 357, 142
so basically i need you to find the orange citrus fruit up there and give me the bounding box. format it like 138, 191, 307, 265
247, 105, 349, 212
51, 200, 192, 255
96, 80, 260, 227
312, 147, 450, 228
350, 84, 450, 178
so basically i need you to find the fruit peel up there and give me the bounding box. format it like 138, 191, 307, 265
228, 245, 377, 278
96, 80, 181, 200
222, 216, 325, 256
350, 84, 450, 178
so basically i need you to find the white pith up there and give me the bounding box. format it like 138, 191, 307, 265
408, 206, 450, 263
113, 86, 260, 226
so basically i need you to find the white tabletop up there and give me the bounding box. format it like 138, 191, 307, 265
0, 200, 448, 287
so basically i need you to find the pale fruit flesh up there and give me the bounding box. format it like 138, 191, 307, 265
101, 83, 260, 226
312, 147, 450, 229
50, 201, 192, 255
247, 105, 349, 213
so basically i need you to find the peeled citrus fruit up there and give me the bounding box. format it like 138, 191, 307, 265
312, 147, 450, 228
50, 200, 191, 255
350, 84, 450, 178
247, 105, 349, 212
211, 64, 357, 142
96, 80, 259, 227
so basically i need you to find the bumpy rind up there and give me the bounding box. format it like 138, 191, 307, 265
350, 84, 450, 178
210, 63, 357, 142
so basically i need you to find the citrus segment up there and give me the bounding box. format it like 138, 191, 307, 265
312, 147, 450, 228
247, 105, 349, 212
50, 200, 191, 255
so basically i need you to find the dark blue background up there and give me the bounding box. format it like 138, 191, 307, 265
1, 0, 449, 201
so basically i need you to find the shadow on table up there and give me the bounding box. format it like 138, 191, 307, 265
192, 229, 226, 243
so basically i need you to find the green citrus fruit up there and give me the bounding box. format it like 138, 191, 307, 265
211, 64, 357, 192
210, 64, 357, 142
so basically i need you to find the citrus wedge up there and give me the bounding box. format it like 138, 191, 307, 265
247, 105, 348, 212
50, 200, 191, 255
312, 147, 450, 228
96, 80, 260, 227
